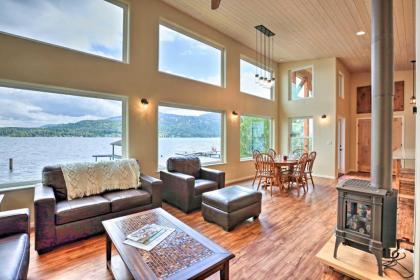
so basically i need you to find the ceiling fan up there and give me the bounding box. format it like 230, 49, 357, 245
211, 0, 221, 9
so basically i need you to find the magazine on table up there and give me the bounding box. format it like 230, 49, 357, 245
124, 223, 175, 251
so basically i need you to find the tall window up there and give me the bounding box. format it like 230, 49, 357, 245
0, 0, 126, 61
240, 116, 272, 159
0, 85, 125, 187
158, 105, 223, 169
338, 71, 345, 99
159, 24, 223, 86
290, 66, 314, 100
240, 59, 273, 100
289, 118, 313, 153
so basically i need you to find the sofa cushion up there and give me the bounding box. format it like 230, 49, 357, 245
0, 233, 29, 280
202, 185, 262, 213
102, 189, 152, 213
55, 196, 110, 225
194, 179, 218, 196
42, 165, 67, 201
167, 156, 201, 178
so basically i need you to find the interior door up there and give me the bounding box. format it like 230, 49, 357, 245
357, 117, 403, 172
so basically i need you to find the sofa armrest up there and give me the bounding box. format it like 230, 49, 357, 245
34, 183, 57, 252
200, 167, 225, 189
0, 208, 30, 237
160, 171, 195, 211
140, 174, 163, 207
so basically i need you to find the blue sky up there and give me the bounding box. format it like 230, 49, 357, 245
0, 87, 121, 128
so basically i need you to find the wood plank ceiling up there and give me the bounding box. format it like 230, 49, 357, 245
161, 0, 415, 72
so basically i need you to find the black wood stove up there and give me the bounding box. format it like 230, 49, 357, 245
334, 179, 397, 276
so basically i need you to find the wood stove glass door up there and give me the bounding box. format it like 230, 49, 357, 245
345, 200, 372, 236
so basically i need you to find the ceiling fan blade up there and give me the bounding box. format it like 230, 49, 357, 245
211, 0, 221, 9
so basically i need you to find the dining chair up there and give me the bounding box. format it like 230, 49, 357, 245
268, 148, 277, 158
287, 153, 308, 195
252, 150, 261, 186
255, 153, 278, 196
305, 151, 317, 188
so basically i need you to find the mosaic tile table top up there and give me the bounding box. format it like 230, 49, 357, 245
103, 208, 234, 280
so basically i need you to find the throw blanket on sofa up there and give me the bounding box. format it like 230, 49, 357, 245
61, 159, 140, 200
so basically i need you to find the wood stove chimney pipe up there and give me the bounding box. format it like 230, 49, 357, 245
371, 0, 394, 191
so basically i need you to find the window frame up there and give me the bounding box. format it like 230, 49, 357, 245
0, 79, 129, 190
0, 0, 129, 63
156, 102, 226, 171
239, 114, 274, 161
239, 56, 275, 100
338, 71, 345, 99
288, 65, 315, 101
158, 20, 226, 87
288, 116, 314, 153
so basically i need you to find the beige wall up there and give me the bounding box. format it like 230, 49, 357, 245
0, 0, 279, 213
348, 71, 416, 171
278, 57, 337, 178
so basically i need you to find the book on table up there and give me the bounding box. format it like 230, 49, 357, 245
124, 223, 175, 251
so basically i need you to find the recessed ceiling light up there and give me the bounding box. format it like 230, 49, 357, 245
356, 31, 366, 36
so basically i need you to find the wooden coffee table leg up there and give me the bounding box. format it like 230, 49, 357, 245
220, 261, 229, 280
106, 232, 112, 268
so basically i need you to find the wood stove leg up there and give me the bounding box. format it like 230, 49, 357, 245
333, 237, 342, 258
372, 249, 383, 276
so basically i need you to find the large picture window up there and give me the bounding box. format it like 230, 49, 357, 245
0, 0, 127, 61
0, 85, 126, 187
240, 59, 273, 100
158, 105, 223, 169
289, 117, 313, 153
159, 24, 223, 86
240, 116, 272, 159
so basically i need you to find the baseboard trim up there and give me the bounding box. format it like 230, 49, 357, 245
313, 174, 337, 180
226, 175, 254, 186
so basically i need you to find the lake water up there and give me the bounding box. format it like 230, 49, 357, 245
0, 137, 220, 185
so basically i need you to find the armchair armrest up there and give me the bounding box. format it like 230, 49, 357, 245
140, 174, 163, 208
34, 183, 56, 252
0, 208, 30, 237
160, 171, 195, 212
200, 167, 225, 189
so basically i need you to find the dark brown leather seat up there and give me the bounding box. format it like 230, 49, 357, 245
0, 209, 30, 280
202, 186, 262, 231
55, 196, 110, 225
160, 156, 225, 213
35, 163, 163, 253
102, 189, 152, 212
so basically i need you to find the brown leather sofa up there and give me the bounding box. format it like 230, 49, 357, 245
34, 164, 162, 253
160, 156, 225, 213
0, 208, 30, 280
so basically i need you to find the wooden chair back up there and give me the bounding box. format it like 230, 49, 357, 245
252, 150, 261, 159
294, 153, 309, 178
256, 153, 275, 177
307, 151, 317, 172
268, 148, 277, 158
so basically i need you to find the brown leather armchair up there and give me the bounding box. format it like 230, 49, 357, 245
0, 208, 30, 280
160, 156, 225, 213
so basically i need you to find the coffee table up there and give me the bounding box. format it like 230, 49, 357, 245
102, 208, 234, 280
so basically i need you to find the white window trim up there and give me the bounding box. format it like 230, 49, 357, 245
156, 102, 226, 171
0, 79, 129, 190
239, 114, 274, 161
239, 56, 275, 101
0, 0, 129, 63
288, 116, 314, 152
338, 71, 345, 99
158, 20, 226, 88
288, 65, 315, 101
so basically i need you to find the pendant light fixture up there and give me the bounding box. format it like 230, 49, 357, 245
254, 25, 275, 89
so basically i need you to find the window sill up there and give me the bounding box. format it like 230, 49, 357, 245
156, 161, 226, 173
0, 182, 37, 193
240, 158, 253, 162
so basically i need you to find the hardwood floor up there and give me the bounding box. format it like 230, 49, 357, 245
28, 177, 352, 280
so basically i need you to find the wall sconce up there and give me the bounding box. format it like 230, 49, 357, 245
232, 111, 239, 116
140, 98, 149, 107
321, 114, 327, 119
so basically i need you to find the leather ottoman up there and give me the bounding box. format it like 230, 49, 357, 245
202, 185, 262, 231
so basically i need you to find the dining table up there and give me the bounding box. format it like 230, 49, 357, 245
272, 157, 299, 187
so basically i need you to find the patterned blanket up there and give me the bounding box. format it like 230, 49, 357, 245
61, 159, 140, 200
